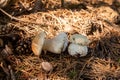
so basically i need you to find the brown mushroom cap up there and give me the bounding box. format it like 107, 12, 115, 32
31, 31, 46, 56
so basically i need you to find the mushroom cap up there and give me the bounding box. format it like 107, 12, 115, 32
70, 34, 90, 46
43, 32, 68, 54
31, 31, 46, 56
68, 43, 88, 57
41, 61, 53, 72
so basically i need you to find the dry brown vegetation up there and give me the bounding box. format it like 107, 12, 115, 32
0, 0, 120, 80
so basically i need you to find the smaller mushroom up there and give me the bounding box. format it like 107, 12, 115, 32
31, 31, 46, 56
43, 32, 68, 54
68, 43, 88, 57
41, 61, 53, 72
70, 34, 90, 46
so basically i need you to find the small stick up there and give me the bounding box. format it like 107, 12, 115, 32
0, 62, 10, 76
8, 65, 16, 80
0, 8, 40, 25
61, 0, 64, 8
0, 8, 47, 32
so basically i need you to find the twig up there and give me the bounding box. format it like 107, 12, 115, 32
0, 8, 40, 25
78, 56, 94, 79
61, 0, 64, 7
0, 62, 10, 80
0, 8, 47, 32
0, 62, 9, 76
8, 65, 16, 80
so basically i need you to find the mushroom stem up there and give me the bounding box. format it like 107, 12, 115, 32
43, 32, 68, 54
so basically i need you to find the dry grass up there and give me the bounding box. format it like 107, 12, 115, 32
0, 0, 120, 80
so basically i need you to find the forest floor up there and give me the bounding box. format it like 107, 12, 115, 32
0, 0, 120, 80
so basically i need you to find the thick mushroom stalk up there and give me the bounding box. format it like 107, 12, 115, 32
31, 31, 46, 56
43, 32, 68, 54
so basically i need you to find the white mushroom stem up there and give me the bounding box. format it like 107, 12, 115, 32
43, 32, 68, 54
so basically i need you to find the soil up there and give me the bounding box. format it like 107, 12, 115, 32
0, 0, 120, 80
